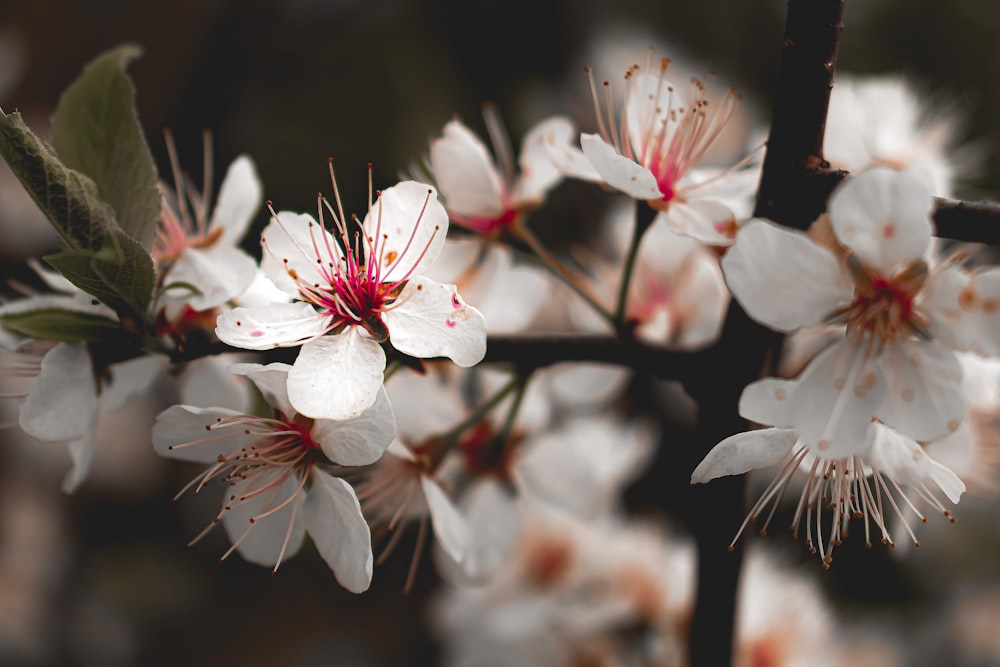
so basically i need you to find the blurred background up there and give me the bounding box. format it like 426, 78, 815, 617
1, 1, 1000, 665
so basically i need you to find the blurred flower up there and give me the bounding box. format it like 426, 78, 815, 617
152, 362, 394, 592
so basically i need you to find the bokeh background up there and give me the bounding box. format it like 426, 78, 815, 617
2, 1, 1000, 665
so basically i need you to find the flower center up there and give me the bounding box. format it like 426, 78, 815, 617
838, 254, 929, 346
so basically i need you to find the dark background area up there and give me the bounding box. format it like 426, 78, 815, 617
1, 1, 999, 665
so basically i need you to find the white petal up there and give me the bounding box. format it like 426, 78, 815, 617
19, 342, 97, 442
164, 244, 259, 311
532, 117, 602, 184
385, 367, 466, 442
788, 340, 884, 458
62, 432, 95, 494
738, 377, 797, 427
151, 405, 255, 462
287, 331, 386, 420
661, 198, 740, 246
514, 433, 600, 517
210, 155, 263, 246
303, 469, 373, 593
580, 133, 662, 200
924, 266, 1000, 357
691, 428, 799, 483
516, 115, 574, 201
868, 423, 965, 503
100, 353, 166, 410
229, 362, 294, 416
721, 219, 852, 331
429, 119, 504, 219
875, 340, 965, 442
310, 385, 395, 465
366, 181, 449, 283
421, 475, 469, 564
385, 277, 486, 367
222, 472, 306, 568
180, 354, 256, 413
215, 302, 327, 350
259, 211, 339, 296
827, 167, 933, 273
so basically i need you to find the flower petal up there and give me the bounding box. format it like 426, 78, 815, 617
287, 331, 386, 420
421, 475, 469, 564
228, 362, 295, 416
580, 133, 662, 200
310, 385, 395, 465
429, 119, 504, 219
215, 302, 327, 350
691, 428, 799, 483
259, 211, 340, 297
385, 277, 486, 367
19, 342, 97, 442
868, 423, 965, 504
62, 432, 94, 493
210, 155, 263, 246
385, 367, 465, 443
100, 353, 166, 410
152, 405, 255, 462
164, 244, 259, 311
516, 115, 574, 201
827, 167, 933, 273
876, 340, 965, 442
662, 198, 741, 246
924, 266, 1000, 357
738, 377, 797, 428
367, 181, 449, 283
222, 472, 306, 568
721, 219, 852, 331
303, 469, 373, 594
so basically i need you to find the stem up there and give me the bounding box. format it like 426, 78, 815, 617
934, 197, 1000, 245
492, 372, 528, 450
613, 202, 658, 329
513, 222, 615, 324
440, 373, 519, 445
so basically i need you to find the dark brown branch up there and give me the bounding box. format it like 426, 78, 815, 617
934, 197, 1000, 245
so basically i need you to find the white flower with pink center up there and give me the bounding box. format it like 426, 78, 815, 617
419, 107, 581, 236
578, 51, 757, 245
216, 173, 487, 421
722, 167, 1000, 451
152, 362, 394, 592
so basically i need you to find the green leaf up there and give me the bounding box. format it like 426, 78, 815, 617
0, 111, 117, 250
0, 308, 121, 342
49, 43, 161, 252
44, 230, 155, 318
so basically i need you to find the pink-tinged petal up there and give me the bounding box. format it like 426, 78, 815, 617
516, 116, 574, 201
738, 378, 797, 428
580, 133, 662, 200
62, 432, 94, 493
429, 119, 504, 219
164, 244, 259, 311
215, 302, 327, 350
19, 342, 97, 442
287, 331, 386, 420
259, 211, 339, 296
385, 367, 465, 443
367, 181, 449, 283
722, 219, 852, 331
690, 428, 799, 483
876, 340, 965, 442
385, 277, 486, 367
827, 167, 933, 273
222, 472, 306, 567
152, 405, 255, 462
868, 423, 965, 503
662, 198, 741, 246
924, 266, 1000, 357
100, 353, 166, 410
788, 340, 884, 458
303, 469, 373, 594
229, 362, 294, 416
421, 476, 469, 564
310, 386, 395, 465
210, 155, 263, 246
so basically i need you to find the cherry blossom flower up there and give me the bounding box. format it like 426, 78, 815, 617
416, 106, 581, 237
215, 171, 487, 420
722, 167, 1000, 451
692, 375, 966, 567
153, 134, 262, 320
574, 50, 758, 245
152, 362, 394, 592
825, 73, 980, 197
